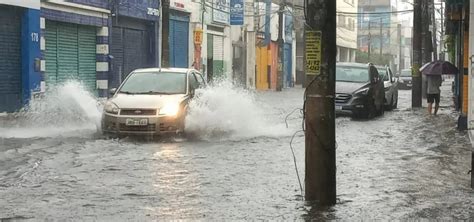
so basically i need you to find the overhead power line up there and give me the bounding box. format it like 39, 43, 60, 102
336, 9, 414, 15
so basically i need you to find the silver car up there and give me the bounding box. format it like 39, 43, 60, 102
399, 68, 412, 89
101, 68, 206, 136
376, 65, 399, 110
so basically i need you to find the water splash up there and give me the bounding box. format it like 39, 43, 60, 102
0, 81, 102, 138
185, 80, 289, 140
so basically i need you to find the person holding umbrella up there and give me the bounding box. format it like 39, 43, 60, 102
426, 75, 442, 115
420, 60, 459, 115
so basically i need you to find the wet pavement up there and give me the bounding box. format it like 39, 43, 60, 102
0, 80, 473, 220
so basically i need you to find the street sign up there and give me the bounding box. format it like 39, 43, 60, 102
305, 31, 322, 75
213, 0, 229, 24
230, 0, 244, 25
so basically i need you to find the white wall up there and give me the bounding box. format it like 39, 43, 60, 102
1, 0, 40, 9
336, 0, 358, 50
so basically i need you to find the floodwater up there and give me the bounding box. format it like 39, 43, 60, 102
0, 79, 472, 220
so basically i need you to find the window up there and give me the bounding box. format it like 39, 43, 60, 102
343, 0, 353, 5
336, 66, 370, 83
347, 18, 354, 30
194, 73, 205, 86
189, 73, 199, 90
338, 15, 346, 27
119, 72, 187, 95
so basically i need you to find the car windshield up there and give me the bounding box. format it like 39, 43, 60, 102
336, 66, 369, 83
401, 70, 411, 77
119, 72, 186, 94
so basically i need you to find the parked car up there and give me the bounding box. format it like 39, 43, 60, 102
399, 68, 412, 89
376, 65, 399, 110
335, 62, 385, 119
101, 68, 206, 136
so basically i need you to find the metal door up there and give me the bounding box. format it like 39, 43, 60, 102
0, 6, 21, 112
169, 17, 189, 68
45, 21, 97, 93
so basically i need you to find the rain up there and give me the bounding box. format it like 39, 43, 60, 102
1, 0, 473, 220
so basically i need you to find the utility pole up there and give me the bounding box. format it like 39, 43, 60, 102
421, 0, 433, 100
412, 0, 422, 108
422, 0, 433, 64
368, 21, 371, 62
379, 17, 383, 56
304, 0, 336, 205
276, 0, 284, 91
439, 3, 444, 60
432, 1, 438, 60
398, 23, 402, 74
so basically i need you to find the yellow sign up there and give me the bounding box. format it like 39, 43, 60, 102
305, 31, 322, 75
194, 28, 203, 45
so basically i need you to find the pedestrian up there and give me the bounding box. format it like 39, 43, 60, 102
426, 75, 443, 115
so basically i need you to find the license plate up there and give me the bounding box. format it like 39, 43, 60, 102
125, 118, 148, 126
335, 106, 343, 110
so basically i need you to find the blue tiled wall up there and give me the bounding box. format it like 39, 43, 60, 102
116, 0, 160, 21
66, 0, 109, 9
41, 8, 109, 26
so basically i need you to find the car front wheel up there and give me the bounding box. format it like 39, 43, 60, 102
353, 102, 376, 119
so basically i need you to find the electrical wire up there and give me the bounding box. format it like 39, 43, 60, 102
337, 9, 414, 15
200, 1, 286, 17
289, 130, 304, 197
285, 108, 303, 128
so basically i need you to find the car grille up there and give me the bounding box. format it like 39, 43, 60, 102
120, 109, 156, 116
335, 93, 352, 103
119, 124, 156, 132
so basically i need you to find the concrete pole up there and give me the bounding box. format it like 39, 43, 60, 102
380, 17, 383, 56
368, 21, 371, 61
277, 0, 284, 91
304, 0, 336, 205
398, 24, 402, 74
439, 3, 445, 60
432, 1, 438, 60
412, 0, 423, 108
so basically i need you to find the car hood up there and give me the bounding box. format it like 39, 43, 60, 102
109, 93, 187, 109
336, 81, 369, 94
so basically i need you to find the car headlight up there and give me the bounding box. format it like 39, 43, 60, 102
159, 103, 180, 116
354, 88, 369, 96
104, 102, 119, 114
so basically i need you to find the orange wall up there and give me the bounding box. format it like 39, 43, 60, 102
256, 46, 269, 90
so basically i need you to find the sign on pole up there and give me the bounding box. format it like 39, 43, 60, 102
305, 31, 322, 75
194, 28, 203, 45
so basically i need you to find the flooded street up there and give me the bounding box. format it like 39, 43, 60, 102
0, 80, 473, 220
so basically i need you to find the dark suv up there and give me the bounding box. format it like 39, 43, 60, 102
335, 62, 385, 119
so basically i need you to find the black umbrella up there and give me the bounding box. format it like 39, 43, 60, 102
419, 60, 459, 75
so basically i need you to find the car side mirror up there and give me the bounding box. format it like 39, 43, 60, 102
109, 88, 117, 95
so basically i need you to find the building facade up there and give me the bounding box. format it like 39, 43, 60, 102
0, 1, 41, 113
357, 0, 392, 58
0, 0, 295, 112
254, 1, 295, 90
337, 0, 358, 63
